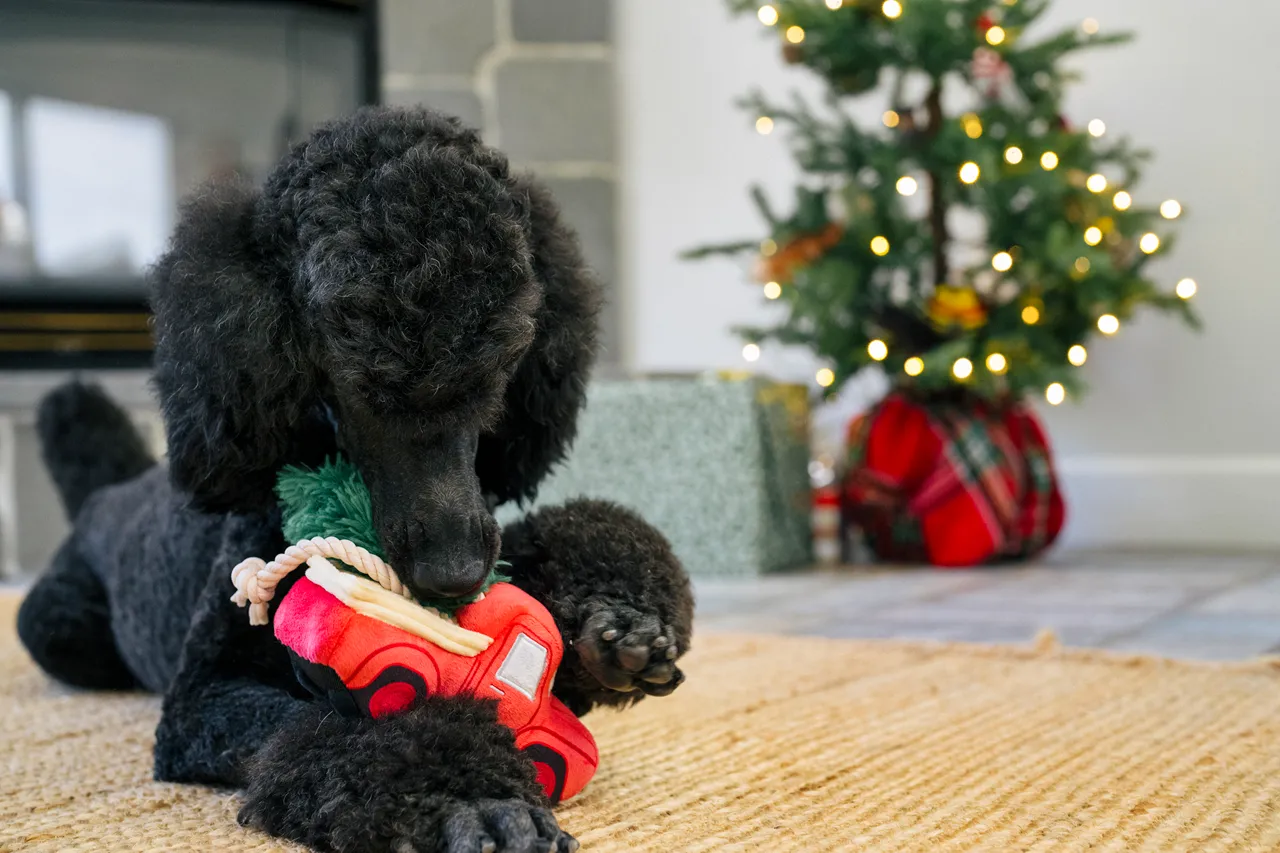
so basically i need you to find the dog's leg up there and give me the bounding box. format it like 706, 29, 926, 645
501, 499, 694, 716
153, 542, 310, 786
162, 634, 576, 852
237, 697, 575, 853
17, 535, 137, 690
155, 675, 305, 787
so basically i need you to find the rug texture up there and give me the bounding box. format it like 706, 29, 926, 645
3, 594, 1280, 852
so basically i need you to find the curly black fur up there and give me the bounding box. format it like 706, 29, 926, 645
18, 106, 692, 853
152, 108, 542, 513
36, 382, 153, 518
503, 501, 694, 716
239, 699, 574, 853
475, 177, 601, 507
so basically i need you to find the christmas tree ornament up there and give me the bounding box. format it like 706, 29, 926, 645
926, 285, 988, 331
757, 222, 845, 284
971, 47, 1012, 98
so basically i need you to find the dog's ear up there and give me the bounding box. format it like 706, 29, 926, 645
476, 174, 602, 505
150, 179, 328, 511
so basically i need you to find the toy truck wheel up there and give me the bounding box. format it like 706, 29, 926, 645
521, 744, 568, 804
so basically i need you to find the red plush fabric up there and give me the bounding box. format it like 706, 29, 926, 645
841, 392, 1064, 567
274, 579, 599, 802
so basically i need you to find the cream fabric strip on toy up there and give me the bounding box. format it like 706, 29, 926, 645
303, 556, 493, 657
230, 536, 410, 626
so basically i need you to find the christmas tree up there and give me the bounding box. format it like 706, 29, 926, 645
688, 0, 1198, 405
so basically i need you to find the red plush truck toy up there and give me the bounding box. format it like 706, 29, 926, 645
234, 546, 598, 804
229, 458, 600, 803
276, 571, 598, 804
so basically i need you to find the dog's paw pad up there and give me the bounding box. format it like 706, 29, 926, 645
576, 602, 685, 696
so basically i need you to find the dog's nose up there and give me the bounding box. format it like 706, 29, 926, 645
412, 558, 489, 600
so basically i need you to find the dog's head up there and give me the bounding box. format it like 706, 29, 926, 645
152, 107, 542, 600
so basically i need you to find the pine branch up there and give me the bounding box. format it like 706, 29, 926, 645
680, 240, 761, 261
924, 80, 949, 287
750, 186, 781, 227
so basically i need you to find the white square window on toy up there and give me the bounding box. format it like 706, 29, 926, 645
496, 634, 549, 699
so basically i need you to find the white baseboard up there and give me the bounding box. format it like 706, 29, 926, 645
1056, 456, 1280, 550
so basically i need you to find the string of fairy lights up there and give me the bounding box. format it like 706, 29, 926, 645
745, 1, 1198, 407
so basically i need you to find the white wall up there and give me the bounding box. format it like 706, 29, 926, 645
616, 0, 1280, 549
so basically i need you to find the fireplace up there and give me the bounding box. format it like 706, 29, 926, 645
0, 0, 375, 368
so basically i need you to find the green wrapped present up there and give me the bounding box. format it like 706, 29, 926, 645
508, 374, 812, 577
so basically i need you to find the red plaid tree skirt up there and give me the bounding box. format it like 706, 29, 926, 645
841, 392, 1065, 567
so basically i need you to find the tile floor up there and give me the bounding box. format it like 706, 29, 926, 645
693, 552, 1280, 661
5, 552, 1276, 662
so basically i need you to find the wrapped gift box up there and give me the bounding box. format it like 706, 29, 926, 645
509, 374, 812, 577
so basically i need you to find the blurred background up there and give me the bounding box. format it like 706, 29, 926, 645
0, 0, 1276, 658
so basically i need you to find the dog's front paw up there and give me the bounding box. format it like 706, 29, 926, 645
436, 798, 577, 853
239, 793, 575, 853
576, 600, 685, 697
237, 698, 566, 852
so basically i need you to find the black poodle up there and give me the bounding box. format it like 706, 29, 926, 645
17, 106, 693, 853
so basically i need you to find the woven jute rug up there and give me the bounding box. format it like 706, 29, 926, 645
3, 594, 1280, 852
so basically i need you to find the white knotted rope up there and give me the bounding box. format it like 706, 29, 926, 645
231, 536, 410, 626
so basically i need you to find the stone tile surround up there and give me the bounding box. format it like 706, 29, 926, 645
0, 372, 162, 579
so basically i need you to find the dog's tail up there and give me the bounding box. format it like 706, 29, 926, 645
37, 381, 155, 519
